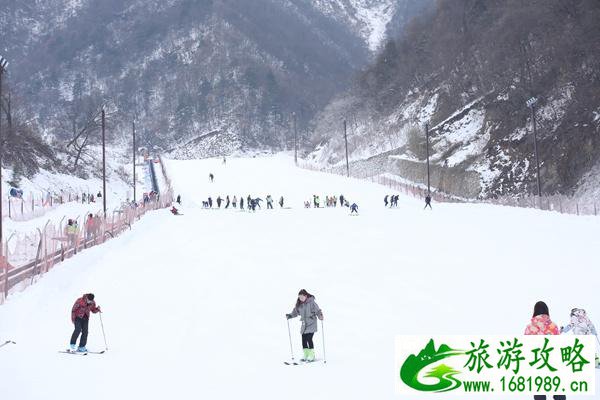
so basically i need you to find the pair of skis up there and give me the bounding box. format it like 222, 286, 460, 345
59, 349, 106, 356
284, 359, 322, 366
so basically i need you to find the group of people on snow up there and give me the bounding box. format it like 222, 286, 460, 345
6, 289, 598, 385
201, 195, 285, 211
64, 214, 106, 251
143, 191, 158, 205
525, 301, 599, 399
81, 192, 103, 204
384, 194, 400, 207
306, 194, 349, 209
303, 194, 357, 213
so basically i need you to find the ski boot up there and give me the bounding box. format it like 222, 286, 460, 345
306, 348, 316, 362
77, 346, 88, 353
69, 344, 77, 352
300, 348, 309, 362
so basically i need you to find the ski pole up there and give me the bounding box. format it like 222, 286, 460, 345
99, 312, 108, 351
321, 319, 327, 364
287, 318, 295, 361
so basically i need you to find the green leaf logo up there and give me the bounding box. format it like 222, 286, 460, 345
400, 339, 465, 392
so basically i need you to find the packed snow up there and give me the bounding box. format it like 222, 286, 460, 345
0, 154, 598, 399
1, 157, 147, 237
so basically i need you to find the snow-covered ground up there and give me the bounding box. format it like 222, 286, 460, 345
0, 154, 598, 399
2, 158, 147, 237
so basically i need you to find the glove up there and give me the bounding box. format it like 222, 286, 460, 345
286, 314, 292, 320
96, 306, 102, 313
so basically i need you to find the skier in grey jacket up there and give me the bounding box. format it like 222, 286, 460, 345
286, 289, 324, 362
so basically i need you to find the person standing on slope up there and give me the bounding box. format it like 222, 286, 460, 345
266, 195, 273, 209
240, 196, 244, 210
525, 301, 565, 400
225, 195, 230, 209
286, 289, 324, 362
350, 203, 358, 214
69, 293, 101, 352
384, 195, 389, 207
424, 194, 432, 210
217, 196, 222, 208
279, 196, 284, 208
209, 173, 214, 183
561, 308, 599, 368
561, 308, 597, 335
232, 196, 237, 208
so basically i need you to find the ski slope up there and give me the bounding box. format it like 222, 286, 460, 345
0, 154, 598, 399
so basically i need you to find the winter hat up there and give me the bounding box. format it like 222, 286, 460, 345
571, 308, 586, 317
86, 293, 95, 301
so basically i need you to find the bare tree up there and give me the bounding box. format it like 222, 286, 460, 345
60, 95, 106, 172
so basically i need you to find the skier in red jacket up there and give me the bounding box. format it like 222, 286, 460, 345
69, 293, 101, 352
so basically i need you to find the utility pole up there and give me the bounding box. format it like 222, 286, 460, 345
343, 119, 349, 177
293, 112, 298, 165
101, 108, 107, 216
0, 56, 8, 252
526, 97, 542, 197
132, 120, 136, 204
425, 123, 431, 195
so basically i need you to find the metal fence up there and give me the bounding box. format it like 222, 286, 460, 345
299, 162, 598, 217
0, 191, 173, 305
3, 191, 93, 222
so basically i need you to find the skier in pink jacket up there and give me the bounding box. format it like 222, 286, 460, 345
524, 301, 564, 400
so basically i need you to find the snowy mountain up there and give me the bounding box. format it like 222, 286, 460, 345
307, 0, 600, 200
311, 0, 396, 52
1, 0, 429, 168
310, 0, 432, 52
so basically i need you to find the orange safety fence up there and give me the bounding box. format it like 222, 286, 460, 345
0, 190, 173, 305
4, 191, 99, 222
